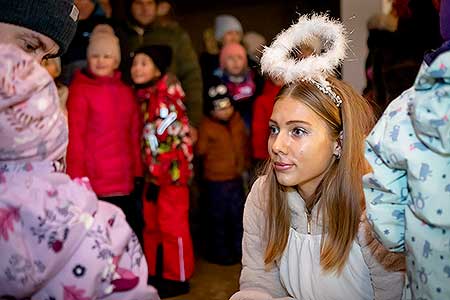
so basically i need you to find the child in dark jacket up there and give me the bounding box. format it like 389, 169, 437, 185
66, 25, 144, 240
196, 78, 250, 265
130, 45, 194, 298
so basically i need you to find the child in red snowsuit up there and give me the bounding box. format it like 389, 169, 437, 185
130, 45, 194, 298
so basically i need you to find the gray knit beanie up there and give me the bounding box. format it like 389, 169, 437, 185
0, 0, 79, 55
214, 14, 243, 42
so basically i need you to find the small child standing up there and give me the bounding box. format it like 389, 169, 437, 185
196, 78, 249, 265
66, 25, 144, 240
213, 43, 256, 130
130, 45, 194, 298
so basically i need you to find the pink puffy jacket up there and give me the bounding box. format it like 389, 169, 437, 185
66, 70, 143, 196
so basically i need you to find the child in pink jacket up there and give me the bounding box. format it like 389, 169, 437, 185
0, 44, 159, 300
66, 25, 144, 241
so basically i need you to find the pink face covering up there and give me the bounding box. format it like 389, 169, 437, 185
0, 44, 68, 163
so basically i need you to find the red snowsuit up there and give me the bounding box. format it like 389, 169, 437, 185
136, 74, 194, 282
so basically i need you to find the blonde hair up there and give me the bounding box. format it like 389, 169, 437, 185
263, 77, 375, 273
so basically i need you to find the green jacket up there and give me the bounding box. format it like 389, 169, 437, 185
116, 21, 203, 126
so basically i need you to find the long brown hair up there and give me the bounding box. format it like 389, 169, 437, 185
263, 77, 375, 273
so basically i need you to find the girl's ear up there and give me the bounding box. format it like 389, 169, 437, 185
333, 131, 343, 159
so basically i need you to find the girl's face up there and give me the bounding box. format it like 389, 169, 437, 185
223, 54, 246, 76
268, 97, 338, 199
131, 53, 161, 84
0, 23, 60, 62
87, 52, 117, 77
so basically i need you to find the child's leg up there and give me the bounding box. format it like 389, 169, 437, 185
205, 180, 231, 263
98, 195, 142, 241
226, 178, 245, 260
141, 183, 161, 277
157, 185, 194, 282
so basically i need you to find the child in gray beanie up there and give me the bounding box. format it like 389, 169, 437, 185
214, 14, 243, 46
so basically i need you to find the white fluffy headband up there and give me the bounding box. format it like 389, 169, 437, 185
260, 14, 348, 107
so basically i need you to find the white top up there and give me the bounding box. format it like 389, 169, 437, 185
279, 228, 374, 300
230, 176, 405, 300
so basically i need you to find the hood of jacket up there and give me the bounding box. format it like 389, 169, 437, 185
412, 48, 450, 154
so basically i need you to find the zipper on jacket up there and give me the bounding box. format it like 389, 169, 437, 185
305, 209, 312, 234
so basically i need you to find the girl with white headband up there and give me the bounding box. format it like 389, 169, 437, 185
230, 14, 405, 300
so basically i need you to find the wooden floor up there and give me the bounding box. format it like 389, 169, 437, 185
166, 258, 241, 300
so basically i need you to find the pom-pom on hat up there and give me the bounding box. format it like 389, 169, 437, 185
204, 77, 233, 113
133, 45, 173, 75
87, 24, 121, 68
0, 0, 79, 56
219, 42, 247, 69
214, 14, 243, 42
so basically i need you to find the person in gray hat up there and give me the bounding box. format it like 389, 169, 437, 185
0, 0, 79, 61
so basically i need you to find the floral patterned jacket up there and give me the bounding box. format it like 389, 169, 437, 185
136, 74, 193, 186
0, 161, 159, 300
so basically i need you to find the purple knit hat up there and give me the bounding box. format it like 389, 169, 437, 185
0, 44, 68, 163
441, 0, 450, 40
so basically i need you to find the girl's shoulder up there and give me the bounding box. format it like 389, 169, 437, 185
246, 176, 270, 211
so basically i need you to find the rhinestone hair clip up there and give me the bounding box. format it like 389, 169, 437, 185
309, 79, 343, 107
